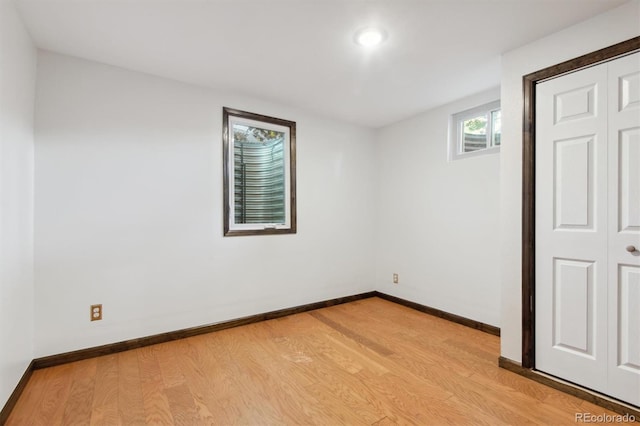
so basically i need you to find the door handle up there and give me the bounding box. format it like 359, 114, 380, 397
626, 245, 637, 253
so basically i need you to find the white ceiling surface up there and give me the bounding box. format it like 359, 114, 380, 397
16, 0, 629, 128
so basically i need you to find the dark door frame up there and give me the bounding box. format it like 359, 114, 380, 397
521, 36, 640, 369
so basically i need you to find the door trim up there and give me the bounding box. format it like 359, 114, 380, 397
521, 36, 640, 369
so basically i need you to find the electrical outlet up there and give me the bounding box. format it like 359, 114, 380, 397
393, 273, 399, 284
91, 304, 102, 321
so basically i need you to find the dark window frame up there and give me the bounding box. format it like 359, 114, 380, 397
222, 107, 297, 237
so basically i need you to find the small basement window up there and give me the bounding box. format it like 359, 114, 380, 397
449, 100, 501, 160
222, 107, 297, 237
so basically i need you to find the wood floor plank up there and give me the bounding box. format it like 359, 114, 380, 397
6, 366, 71, 426
259, 315, 333, 389
308, 311, 394, 356
228, 326, 325, 424
155, 341, 186, 389
36, 364, 74, 426
204, 328, 285, 424
138, 346, 174, 425
90, 354, 119, 426
7, 297, 624, 425
353, 369, 466, 425
322, 333, 390, 376
164, 384, 200, 426
60, 358, 98, 426
117, 349, 145, 426
171, 337, 222, 424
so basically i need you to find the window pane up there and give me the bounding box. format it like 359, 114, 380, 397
462, 115, 487, 152
223, 107, 296, 236
233, 123, 286, 224
492, 110, 501, 146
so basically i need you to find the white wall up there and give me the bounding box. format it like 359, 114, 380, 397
0, 0, 36, 408
374, 87, 501, 327
500, 0, 640, 362
17, 0, 639, 381
33, 51, 376, 357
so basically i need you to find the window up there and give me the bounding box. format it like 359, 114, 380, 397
223, 107, 296, 236
449, 100, 501, 160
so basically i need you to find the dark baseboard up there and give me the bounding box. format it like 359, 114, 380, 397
34, 291, 498, 370
6, 291, 637, 422
2, 289, 500, 421
33, 291, 377, 369
373, 291, 500, 336
499, 356, 640, 421
0, 360, 34, 425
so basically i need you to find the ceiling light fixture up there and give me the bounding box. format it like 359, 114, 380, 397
355, 27, 386, 47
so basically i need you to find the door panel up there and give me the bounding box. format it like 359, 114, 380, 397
618, 128, 640, 233
536, 62, 608, 392
607, 52, 640, 407
552, 258, 595, 356
617, 265, 640, 372
554, 84, 597, 124
619, 70, 640, 111
554, 136, 595, 229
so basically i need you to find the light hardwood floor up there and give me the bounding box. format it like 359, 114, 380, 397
6, 297, 620, 425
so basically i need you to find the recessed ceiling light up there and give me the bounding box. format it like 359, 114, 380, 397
355, 27, 386, 47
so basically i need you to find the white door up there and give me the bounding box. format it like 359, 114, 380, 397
536, 52, 640, 407
536, 61, 609, 393
607, 53, 640, 406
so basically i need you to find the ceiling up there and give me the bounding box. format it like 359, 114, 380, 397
15, 0, 628, 128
